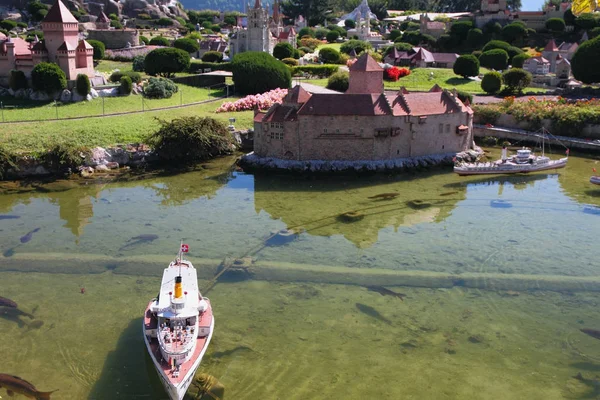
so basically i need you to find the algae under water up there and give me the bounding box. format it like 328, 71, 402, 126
0, 152, 600, 399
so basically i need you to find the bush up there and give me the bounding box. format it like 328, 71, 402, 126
319, 47, 341, 64
501, 22, 527, 43
546, 17, 566, 32
282, 57, 298, 66
453, 55, 480, 78
389, 29, 402, 41
144, 47, 191, 77
575, 13, 597, 30
384, 66, 410, 81
291, 64, 339, 77
326, 71, 349, 92
188, 61, 232, 72
298, 27, 315, 38
450, 21, 473, 41
140, 35, 149, 45
9, 70, 27, 91
75, 74, 91, 96
479, 49, 509, 70
149, 36, 170, 46
28, 0, 48, 21
315, 27, 329, 39
231, 51, 291, 95
120, 76, 133, 95
502, 68, 532, 93
0, 145, 16, 180
386, 41, 413, 55
157, 17, 174, 26
572, 35, 600, 84
110, 20, 123, 29
174, 37, 199, 53
344, 19, 356, 29
109, 70, 142, 84
481, 71, 502, 94
482, 40, 511, 53
132, 55, 145, 72
511, 53, 530, 68
144, 77, 178, 99
25, 30, 43, 42
340, 39, 371, 55
146, 117, 234, 165
326, 30, 339, 43
0, 20, 17, 31
466, 28, 484, 48
87, 40, 105, 60
31, 62, 66, 94
44, 143, 91, 175
273, 42, 294, 60
299, 37, 321, 50
201, 51, 224, 63
298, 46, 312, 54
456, 90, 473, 105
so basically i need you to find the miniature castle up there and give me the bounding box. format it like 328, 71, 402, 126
86, 11, 140, 49
0, 0, 94, 82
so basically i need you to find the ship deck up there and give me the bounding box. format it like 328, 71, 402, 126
144, 300, 213, 386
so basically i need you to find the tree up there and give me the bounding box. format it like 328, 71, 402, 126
31, 62, 66, 94
481, 71, 502, 94
298, 27, 315, 38
546, 17, 566, 33
502, 68, 532, 93
479, 49, 509, 70
453, 55, 480, 78
502, 22, 527, 43
201, 51, 224, 62
340, 39, 371, 55
319, 47, 340, 63
345, 19, 356, 29
273, 42, 294, 60
280, 0, 330, 26
315, 27, 329, 39
564, 8, 576, 26
27, 0, 49, 21
482, 40, 511, 52
466, 28, 484, 48
144, 48, 191, 77
450, 21, 473, 42
483, 21, 503, 36
120, 76, 133, 95
511, 52, 530, 68
575, 13, 597, 31
149, 36, 170, 46
384, 41, 413, 56
174, 38, 199, 53
389, 29, 402, 41
75, 74, 90, 96
0, 20, 17, 31
231, 51, 291, 95
326, 30, 339, 43
571, 35, 600, 83
87, 40, 105, 60
326, 71, 349, 92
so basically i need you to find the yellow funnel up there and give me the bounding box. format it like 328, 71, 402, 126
174, 276, 183, 298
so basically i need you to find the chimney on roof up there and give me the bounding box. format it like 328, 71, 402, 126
346, 53, 384, 94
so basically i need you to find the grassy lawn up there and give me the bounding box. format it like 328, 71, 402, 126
94, 60, 133, 74
0, 84, 226, 123
0, 98, 253, 153
304, 67, 549, 94
317, 42, 342, 52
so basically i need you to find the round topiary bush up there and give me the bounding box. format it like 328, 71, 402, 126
132, 55, 145, 72
511, 53, 530, 68
174, 37, 199, 53
572, 35, 600, 84
481, 71, 503, 94
546, 17, 566, 32
9, 70, 27, 91
326, 71, 349, 92
0, 20, 17, 31
109, 70, 142, 83
298, 27, 315, 37
144, 48, 190, 77
388, 29, 402, 41
140, 35, 149, 45
453, 54, 480, 78
231, 51, 291, 95
344, 19, 356, 29
75, 74, 91, 96
273, 42, 294, 60
31, 62, 66, 94
201, 51, 224, 63
319, 47, 341, 64
146, 116, 235, 166
326, 30, 339, 43
502, 68, 532, 93
282, 57, 298, 66
340, 39, 371, 55
479, 49, 509, 70
144, 77, 178, 99
482, 40, 511, 53
149, 36, 170, 46
120, 76, 133, 95
87, 40, 105, 60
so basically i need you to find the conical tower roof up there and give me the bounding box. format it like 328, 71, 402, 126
349, 53, 382, 72
43, 0, 78, 23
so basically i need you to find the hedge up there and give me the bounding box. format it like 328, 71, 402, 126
290, 64, 339, 77
188, 61, 232, 73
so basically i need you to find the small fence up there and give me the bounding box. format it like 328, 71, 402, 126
0, 83, 234, 124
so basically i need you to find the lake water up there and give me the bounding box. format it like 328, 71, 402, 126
1, 148, 600, 400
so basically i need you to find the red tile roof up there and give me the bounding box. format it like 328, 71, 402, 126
285, 85, 311, 104
543, 39, 558, 52
429, 84, 443, 92
254, 112, 266, 123
57, 40, 75, 51
5, 37, 32, 55
31, 40, 47, 52
263, 105, 298, 122
299, 94, 390, 116
77, 39, 93, 49
400, 92, 462, 116
97, 12, 110, 23
349, 53, 383, 72
43, 0, 78, 23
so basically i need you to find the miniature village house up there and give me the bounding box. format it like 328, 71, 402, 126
253, 54, 473, 162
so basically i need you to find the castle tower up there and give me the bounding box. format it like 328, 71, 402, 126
56, 40, 76, 79
347, 53, 383, 94
270, 0, 283, 38
42, 0, 79, 63
247, 0, 270, 52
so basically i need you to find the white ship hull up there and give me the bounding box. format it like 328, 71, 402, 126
454, 158, 568, 176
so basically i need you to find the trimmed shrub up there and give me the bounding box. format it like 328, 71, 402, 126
149, 36, 170, 46
174, 37, 199, 53
120, 76, 133, 95
273, 42, 294, 60
482, 40, 511, 53
299, 37, 321, 50
28, 0, 48, 21
511, 53, 530, 68
450, 21, 473, 41
146, 116, 234, 165
326, 30, 339, 43
9, 70, 27, 91
110, 20, 123, 29
501, 22, 527, 43
44, 143, 91, 175
140, 35, 149, 45
386, 41, 413, 55
188, 61, 232, 72
31, 62, 66, 94
87, 40, 105, 60
109, 70, 142, 84
201, 51, 224, 63
157, 17, 174, 26
75, 74, 90, 96
344, 19, 356, 29
572, 35, 600, 84
481, 71, 502, 94
546, 17, 566, 32
466, 28, 484, 48
575, 13, 597, 30
291, 64, 339, 77
282, 57, 298, 66
319, 47, 341, 64
298, 27, 315, 38
298, 46, 312, 54
132, 55, 145, 72
231, 51, 291, 95
453, 55, 480, 78
144, 47, 191, 77
315, 27, 329, 40
25, 30, 44, 42
326, 71, 349, 92
502, 68, 532, 93
0, 20, 17, 31
144, 77, 178, 99
507, 46, 524, 61
389, 29, 402, 41
479, 49, 509, 70
340, 39, 371, 55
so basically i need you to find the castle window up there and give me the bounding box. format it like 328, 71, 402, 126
445, 124, 450, 133
439, 124, 443, 133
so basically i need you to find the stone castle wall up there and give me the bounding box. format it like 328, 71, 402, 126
87, 29, 139, 49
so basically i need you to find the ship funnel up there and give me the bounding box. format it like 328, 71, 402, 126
174, 276, 183, 298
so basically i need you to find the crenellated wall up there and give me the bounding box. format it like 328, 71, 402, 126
86, 29, 139, 49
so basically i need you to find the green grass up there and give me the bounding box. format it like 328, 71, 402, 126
95, 60, 133, 74
317, 42, 342, 52
0, 84, 225, 123
0, 98, 253, 153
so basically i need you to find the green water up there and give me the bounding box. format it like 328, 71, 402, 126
1, 150, 600, 399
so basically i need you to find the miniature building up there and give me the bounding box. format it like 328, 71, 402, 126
0, 0, 94, 81
253, 53, 473, 162
86, 11, 140, 49
523, 56, 550, 75
384, 47, 459, 69
419, 14, 449, 39
541, 39, 578, 73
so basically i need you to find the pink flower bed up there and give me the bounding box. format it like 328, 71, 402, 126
216, 88, 288, 113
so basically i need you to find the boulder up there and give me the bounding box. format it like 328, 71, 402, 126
106, 161, 119, 169
14, 88, 27, 99
95, 164, 109, 171
86, 94, 92, 101
8, 88, 14, 96
71, 90, 86, 102
30, 91, 50, 101
60, 89, 72, 102
91, 147, 111, 165
107, 148, 130, 165
97, 88, 120, 97
90, 88, 99, 99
